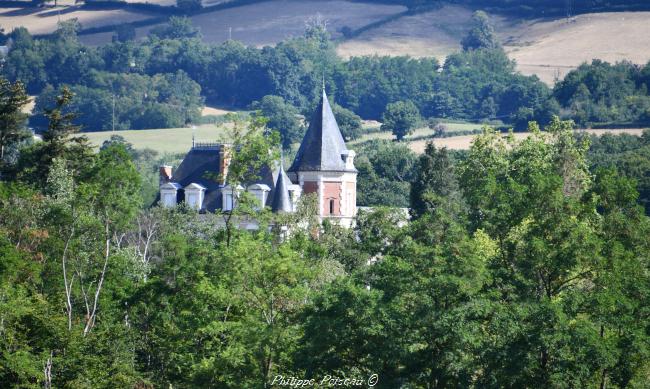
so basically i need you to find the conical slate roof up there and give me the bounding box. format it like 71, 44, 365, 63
271, 161, 292, 213
289, 88, 350, 172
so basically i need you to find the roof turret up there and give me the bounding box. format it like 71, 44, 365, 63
271, 157, 292, 213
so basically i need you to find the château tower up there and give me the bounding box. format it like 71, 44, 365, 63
288, 87, 357, 226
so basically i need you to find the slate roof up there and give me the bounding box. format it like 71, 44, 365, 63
171, 144, 225, 211
289, 88, 352, 172
164, 144, 292, 212
271, 162, 292, 213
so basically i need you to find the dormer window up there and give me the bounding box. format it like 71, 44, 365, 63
248, 184, 271, 209
222, 184, 243, 212
184, 183, 207, 210
341, 150, 356, 170
160, 182, 182, 208
288, 185, 302, 212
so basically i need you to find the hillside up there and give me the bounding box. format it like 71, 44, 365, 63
3, 1, 650, 84
337, 5, 650, 84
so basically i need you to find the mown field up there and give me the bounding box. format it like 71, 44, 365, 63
337, 5, 650, 84
83, 123, 229, 154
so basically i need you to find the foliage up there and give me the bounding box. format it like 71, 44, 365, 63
1, 117, 650, 386
587, 130, 650, 214
11, 87, 94, 188
355, 140, 416, 207
31, 70, 204, 132
150, 16, 201, 39
1, 18, 556, 130
436, 48, 557, 128
113, 24, 136, 43
332, 103, 363, 140
380, 100, 420, 141
0, 77, 31, 166
252, 95, 304, 148
461, 11, 500, 51
215, 115, 280, 245
1, 12, 650, 387
554, 59, 650, 126
410, 141, 463, 218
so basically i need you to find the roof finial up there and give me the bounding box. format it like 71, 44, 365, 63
191, 125, 196, 148
280, 147, 284, 170
322, 73, 325, 92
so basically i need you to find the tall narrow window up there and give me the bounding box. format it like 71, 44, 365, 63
225, 193, 233, 211
163, 193, 176, 207
188, 193, 198, 208
329, 199, 335, 215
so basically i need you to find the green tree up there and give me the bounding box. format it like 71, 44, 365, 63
454, 118, 650, 387
253, 95, 303, 148
0, 78, 31, 165
216, 115, 280, 246
461, 11, 500, 51
381, 100, 420, 141
355, 140, 416, 207
410, 142, 462, 218
150, 16, 201, 40
13, 87, 93, 188
332, 103, 362, 140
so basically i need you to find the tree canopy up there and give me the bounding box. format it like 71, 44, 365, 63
380, 100, 421, 141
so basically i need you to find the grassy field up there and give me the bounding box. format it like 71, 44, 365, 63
500, 12, 650, 83
351, 121, 482, 144
82, 117, 644, 155
0, 6, 156, 37
79, 0, 406, 46
83, 124, 230, 154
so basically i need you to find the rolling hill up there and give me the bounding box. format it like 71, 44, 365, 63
2, 1, 650, 84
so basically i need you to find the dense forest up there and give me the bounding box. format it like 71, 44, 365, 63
1, 78, 649, 386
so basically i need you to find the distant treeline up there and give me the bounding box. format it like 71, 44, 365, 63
1, 15, 650, 133
1, 18, 556, 132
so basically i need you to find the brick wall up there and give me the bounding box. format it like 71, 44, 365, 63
322, 181, 342, 216
302, 181, 318, 194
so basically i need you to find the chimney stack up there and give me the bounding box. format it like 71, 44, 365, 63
159, 165, 172, 185
219, 145, 232, 185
